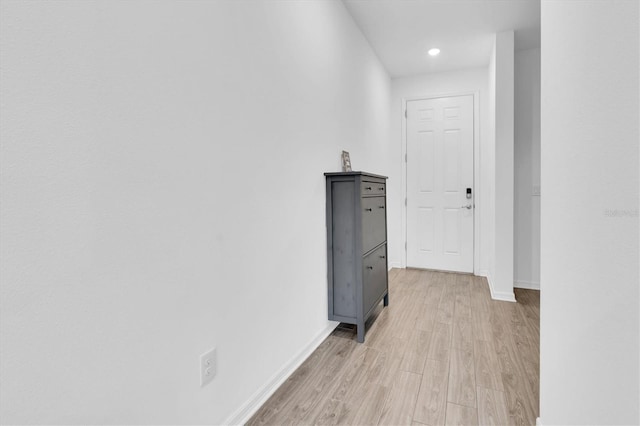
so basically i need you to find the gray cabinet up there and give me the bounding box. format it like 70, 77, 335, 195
325, 172, 389, 343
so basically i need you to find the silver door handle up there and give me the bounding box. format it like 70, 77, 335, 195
460, 204, 472, 209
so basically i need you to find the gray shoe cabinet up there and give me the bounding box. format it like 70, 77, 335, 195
325, 172, 389, 343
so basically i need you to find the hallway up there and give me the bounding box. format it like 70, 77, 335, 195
248, 269, 539, 425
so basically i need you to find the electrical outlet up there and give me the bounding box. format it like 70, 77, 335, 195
200, 347, 216, 387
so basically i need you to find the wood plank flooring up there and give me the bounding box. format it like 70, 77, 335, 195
247, 269, 539, 426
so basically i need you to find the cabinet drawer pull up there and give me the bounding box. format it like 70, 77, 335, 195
379, 206, 385, 209
380, 255, 386, 259
365, 186, 372, 190
366, 266, 373, 270
378, 187, 384, 190
365, 208, 372, 211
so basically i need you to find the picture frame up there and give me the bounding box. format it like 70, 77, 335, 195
341, 150, 352, 172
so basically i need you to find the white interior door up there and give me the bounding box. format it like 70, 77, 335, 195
406, 95, 474, 273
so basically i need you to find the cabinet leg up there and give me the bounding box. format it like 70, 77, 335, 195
356, 323, 365, 343
383, 292, 389, 306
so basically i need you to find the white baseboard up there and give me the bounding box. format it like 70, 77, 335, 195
514, 280, 540, 290
485, 272, 516, 302
222, 323, 338, 425
389, 261, 402, 270
536, 417, 543, 425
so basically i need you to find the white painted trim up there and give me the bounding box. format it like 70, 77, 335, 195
401, 91, 481, 273
389, 261, 402, 270
486, 272, 516, 302
401, 97, 408, 269
491, 291, 517, 302
472, 92, 481, 275
222, 323, 338, 425
514, 280, 540, 290
474, 270, 516, 301
536, 417, 543, 426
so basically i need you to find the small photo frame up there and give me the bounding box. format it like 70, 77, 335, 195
341, 150, 352, 172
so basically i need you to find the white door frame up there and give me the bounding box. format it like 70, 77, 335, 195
401, 91, 481, 275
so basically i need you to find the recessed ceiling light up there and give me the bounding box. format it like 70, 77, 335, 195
428, 48, 440, 56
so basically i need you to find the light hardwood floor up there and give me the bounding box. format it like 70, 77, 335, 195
247, 268, 540, 426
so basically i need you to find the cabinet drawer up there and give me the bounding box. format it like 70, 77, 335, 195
361, 181, 386, 196
363, 244, 388, 314
362, 196, 386, 253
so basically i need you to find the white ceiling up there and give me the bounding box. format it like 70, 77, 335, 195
343, 0, 541, 77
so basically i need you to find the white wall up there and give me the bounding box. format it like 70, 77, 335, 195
388, 68, 490, 272
514, 48, 541, 290
0, 1, 391, 424
489, 31, 516, 301
540, 1, 639, 424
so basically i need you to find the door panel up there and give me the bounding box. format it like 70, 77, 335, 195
443, 207, 460, 254
418, 131, 435, 191
407, 95, 474, 272
417, 207, 434, 253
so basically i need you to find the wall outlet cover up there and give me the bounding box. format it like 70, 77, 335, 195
200, 347, 217, 387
